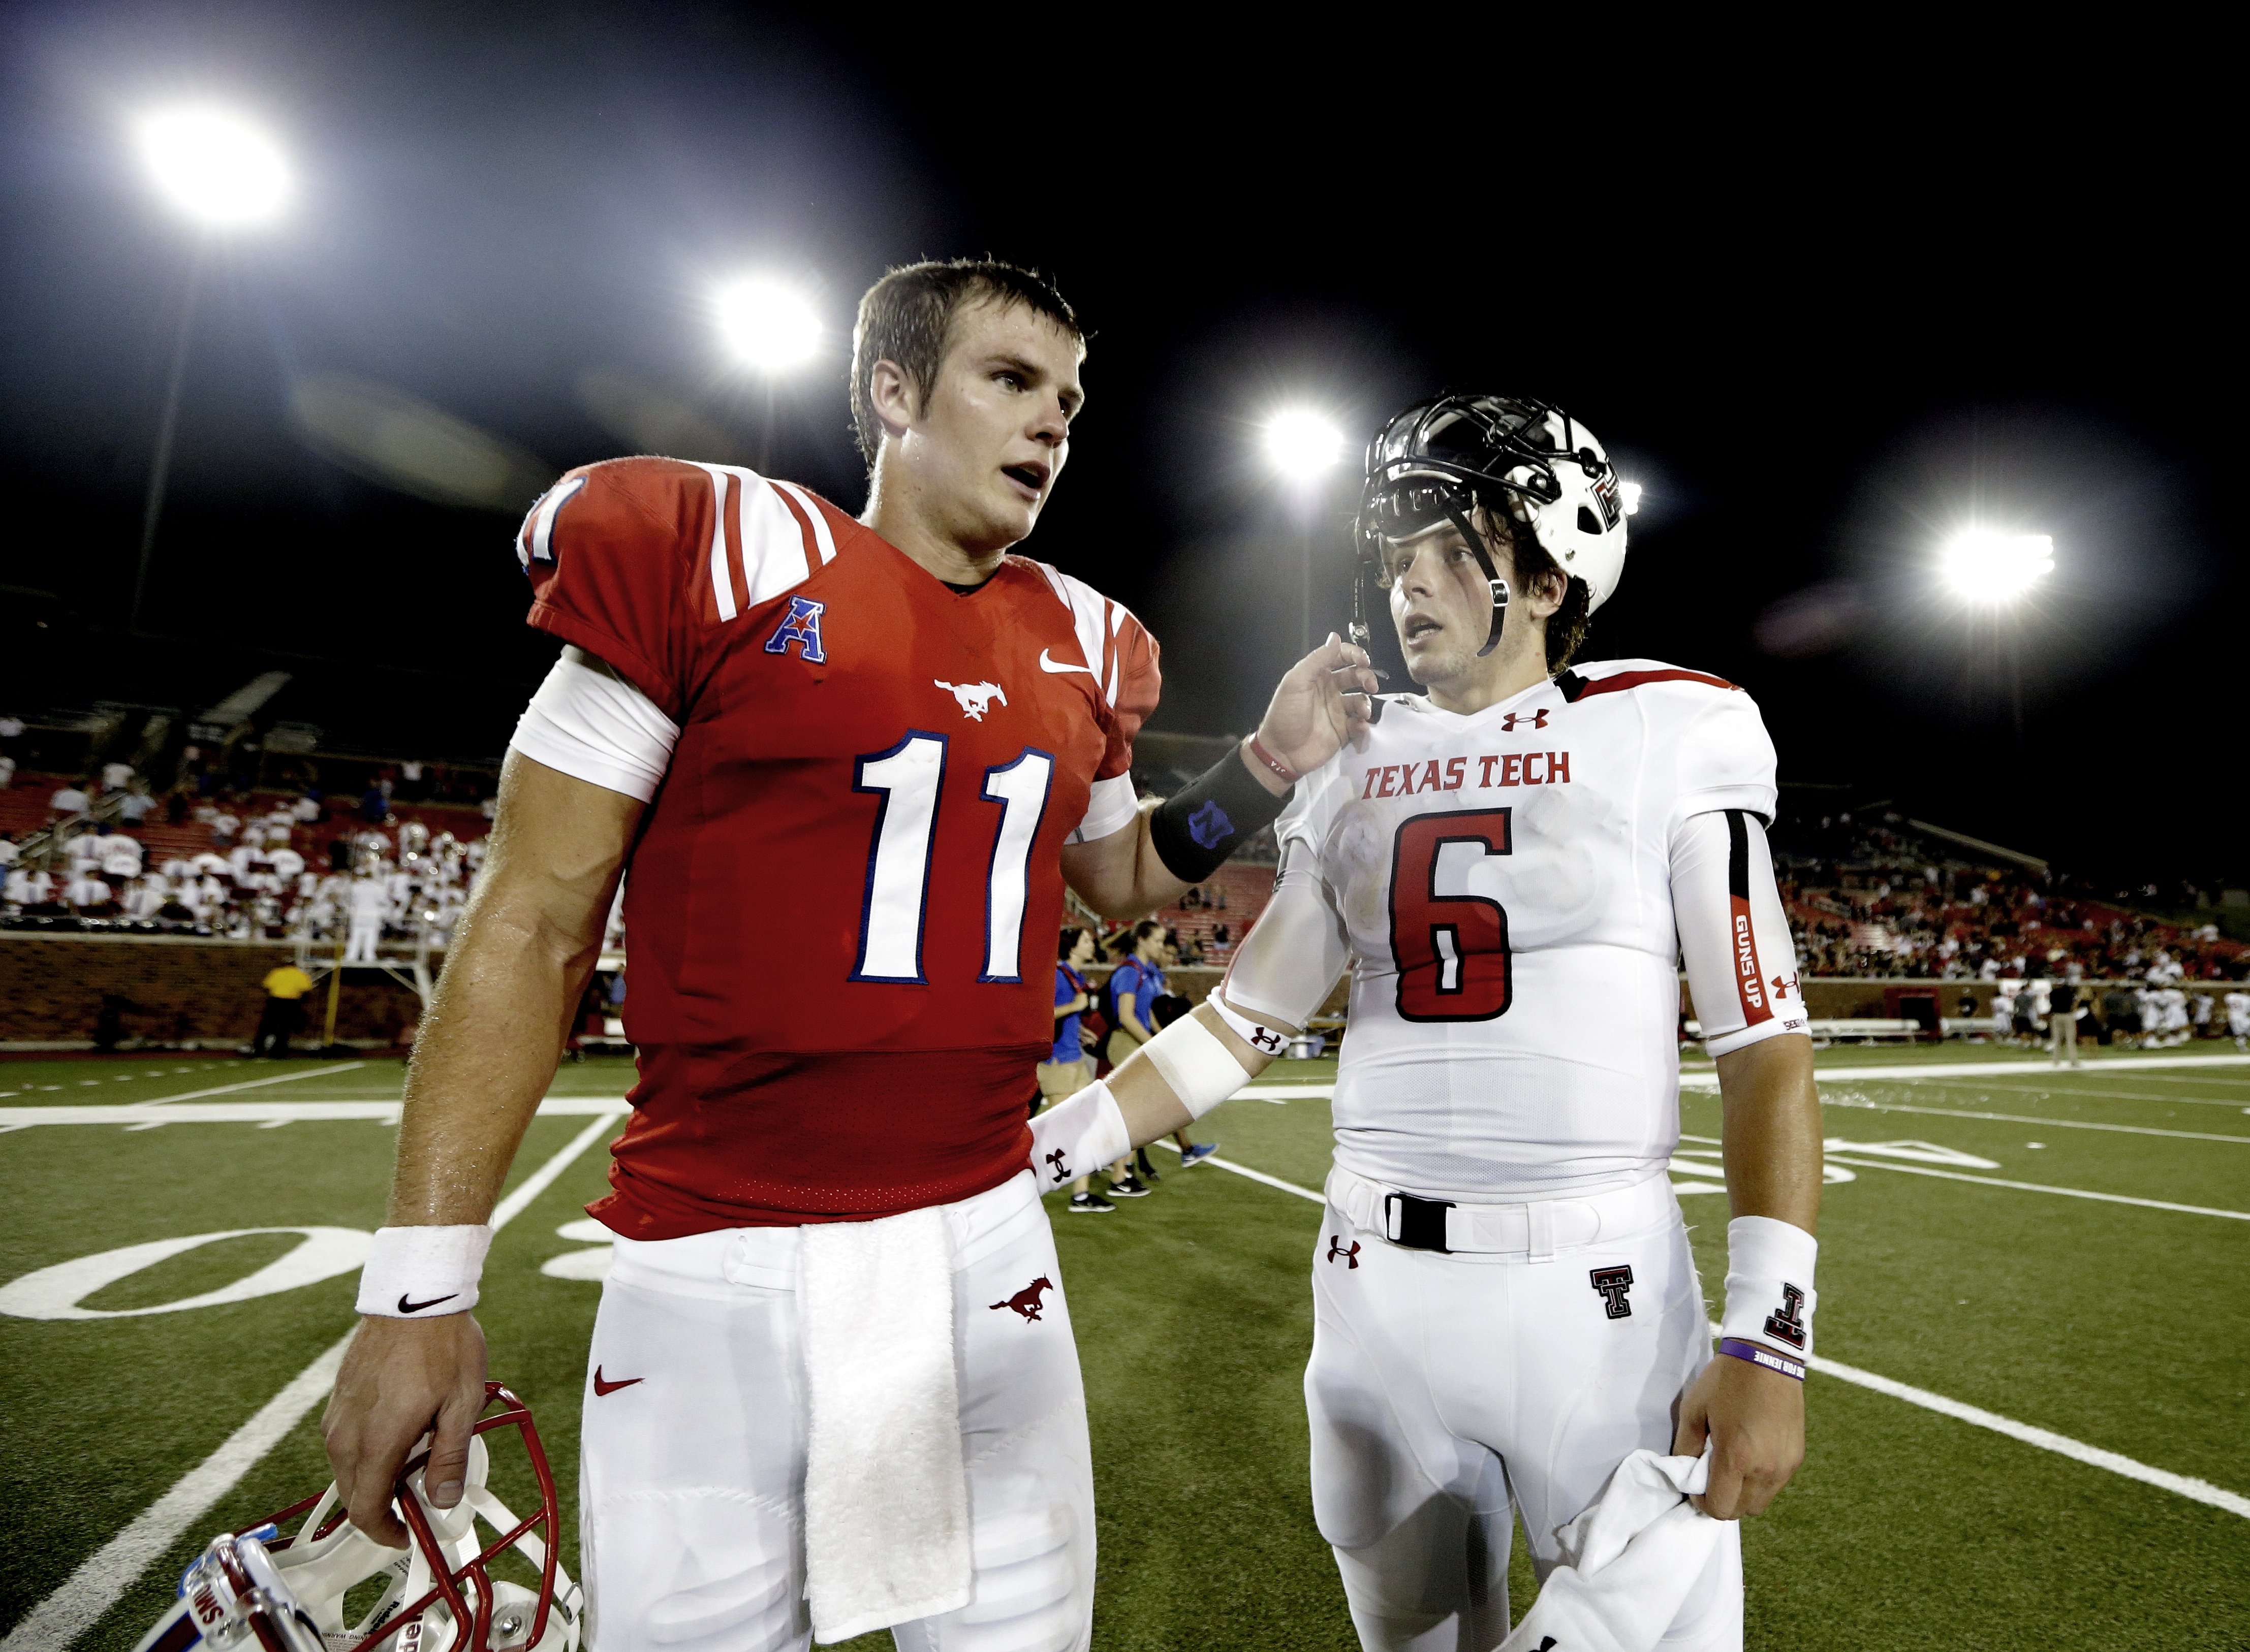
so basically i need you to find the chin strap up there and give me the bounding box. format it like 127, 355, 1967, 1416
1444, 505, 1511, 657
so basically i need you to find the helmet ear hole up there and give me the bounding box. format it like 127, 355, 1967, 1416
1576, 506, 1601, 535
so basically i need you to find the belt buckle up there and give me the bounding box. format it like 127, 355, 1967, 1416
1382, 1192, 1454, 1254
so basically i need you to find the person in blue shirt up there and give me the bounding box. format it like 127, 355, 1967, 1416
1103, 920, 1217, 1183
1038, 928, 1122, 1212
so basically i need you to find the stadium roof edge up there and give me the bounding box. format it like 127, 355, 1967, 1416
1903, 818, 2048, 874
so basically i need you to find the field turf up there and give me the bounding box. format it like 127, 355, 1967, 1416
2, 1043, 2246, 1649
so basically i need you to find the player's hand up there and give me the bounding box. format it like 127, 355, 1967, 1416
1253, 633, 1382, 782
322, 1312, 489, 1547
1672, 1350, 1804, 1520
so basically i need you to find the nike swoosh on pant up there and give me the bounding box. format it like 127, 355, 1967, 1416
1038, 650, 1097, 675
592, 1367, 645, 1396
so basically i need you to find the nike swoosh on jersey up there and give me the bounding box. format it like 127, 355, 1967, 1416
1038, 649, 1097, 675
592, 1367, 645, 1396
397, 1292, 458, 1314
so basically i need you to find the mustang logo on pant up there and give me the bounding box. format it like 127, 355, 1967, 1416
990, 1276, 1055, 1321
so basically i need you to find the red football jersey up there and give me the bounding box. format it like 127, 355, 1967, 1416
517, 457, 1160, 1235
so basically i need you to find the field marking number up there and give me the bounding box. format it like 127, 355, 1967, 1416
0, 1228, 371, 1320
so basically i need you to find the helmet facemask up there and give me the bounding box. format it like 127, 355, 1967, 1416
1352, 394, 1626, 670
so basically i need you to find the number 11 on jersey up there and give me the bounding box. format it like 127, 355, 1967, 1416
1389, 809, 1513, 1021
851, 732, 1055, 986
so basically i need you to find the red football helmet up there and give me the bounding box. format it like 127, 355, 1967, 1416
134, 1383, 581, 1652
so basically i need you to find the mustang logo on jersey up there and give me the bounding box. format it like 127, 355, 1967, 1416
935, 679, 1008, 720
762, 595, 827, 662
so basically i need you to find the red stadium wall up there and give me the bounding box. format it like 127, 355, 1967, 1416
0, 935, 423, 1051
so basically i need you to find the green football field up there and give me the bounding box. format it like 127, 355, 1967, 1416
3, 1043, 2246, 1650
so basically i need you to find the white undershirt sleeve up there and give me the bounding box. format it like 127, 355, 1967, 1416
1066, 774, 1140, 845
1217, 839, 1352, 1028
1673, 808, 1810, 1058
510, 647, 681, 803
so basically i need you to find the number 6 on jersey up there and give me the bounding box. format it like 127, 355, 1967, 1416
1389, 809, 1513, 1021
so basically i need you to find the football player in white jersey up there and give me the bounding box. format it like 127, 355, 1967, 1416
1032, 395, 1821, 1649
2225, 989, 2250, 1050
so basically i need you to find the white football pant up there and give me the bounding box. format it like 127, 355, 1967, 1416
579, 1171, 1095, 1652
1307, 1171, 1742, 1652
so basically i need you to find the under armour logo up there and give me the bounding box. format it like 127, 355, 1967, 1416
762, 595, 827, 662
934, 679, 1008, 721
1764, 1282, 1808, 1350
1589, 1264, 1634, 1319
1326, 1236, 1360, 1269
1247, 1024, 1286, 1055
990, 1276, 1054, 1321
1044, 1147, 1070, 1184
1501, 708, 1550, 732
1771, 971, 1799, 1000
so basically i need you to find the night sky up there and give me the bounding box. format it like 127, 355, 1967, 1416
2, 4, 2232, 887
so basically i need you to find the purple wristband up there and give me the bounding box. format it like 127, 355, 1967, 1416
1718, 1337, 1807, 1382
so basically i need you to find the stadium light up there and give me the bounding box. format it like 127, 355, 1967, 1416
134, 107, 291, 228
1939, 530, 2055, 602
1619, 480, 1643, 516
1264, 409, 1345, 481
715, 278, 822, 372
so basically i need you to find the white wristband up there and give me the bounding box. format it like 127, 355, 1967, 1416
1027, 1081, 1131, 1190
1206, 992, 1291, 1061
1720, 1215, 1817, 1359
356, 1225, 493, 1318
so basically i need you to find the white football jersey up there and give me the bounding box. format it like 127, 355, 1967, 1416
1239, 659, 1803, 1201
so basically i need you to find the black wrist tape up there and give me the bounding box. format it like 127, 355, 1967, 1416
1149, 744, 1290, 883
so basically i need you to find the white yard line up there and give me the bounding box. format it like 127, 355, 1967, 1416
141, 1063, 368, 1105
1679, 1053, 2250, 1089
1674, 1131, 2250, 1219
1867, 1079, 2250, 1110
1819, 1156, 2250, 1220
1161, 1141, 2250, 1522
1, 1108, 627, 1652
0, 1097, 634, 1128
1818, 1096, 2250, 1145
1793, 1342, 2250, 1521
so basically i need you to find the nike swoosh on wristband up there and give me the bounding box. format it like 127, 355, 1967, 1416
396, 1292, 458, 1314
1038, 650, 1097, 675
592, 1367, 644, 1396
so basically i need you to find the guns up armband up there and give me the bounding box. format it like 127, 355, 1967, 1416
1718, 1214, 1818, 1373
1148, 742, 1291, 884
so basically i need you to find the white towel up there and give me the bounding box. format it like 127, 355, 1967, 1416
1498, 1449, 1724, 1652
799, 1205, 971, 1643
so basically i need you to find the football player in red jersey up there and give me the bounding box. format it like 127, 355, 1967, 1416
324, 260, 1377, 1651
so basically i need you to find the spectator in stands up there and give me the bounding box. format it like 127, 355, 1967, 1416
117, 783, 155, 829
98, 828, 143, 883
101, 758, 135, 791
2101, 984, 2139, 1047
255, 960, 316, 1056
63, 870, 114, 915
5, 865, 53, 908
293, 791, 323, 823
48, 778, 89, 823
0, 832, 18, 872
0, 750, 14, 790
2048, 978, 2080, 1067
1039, 928, 1118, 1214
342, 871, 389, 962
